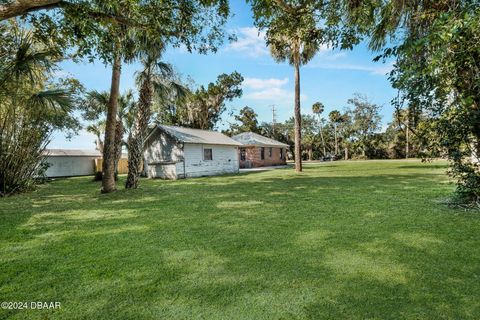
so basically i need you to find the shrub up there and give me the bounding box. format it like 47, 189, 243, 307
0, 22, 79, 196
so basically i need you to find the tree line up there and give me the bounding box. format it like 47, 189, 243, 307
224, 93, 433, 162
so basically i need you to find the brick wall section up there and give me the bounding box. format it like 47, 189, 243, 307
239, 146, 287, 168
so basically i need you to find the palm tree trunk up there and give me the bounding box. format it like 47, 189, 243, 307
125, 79, 152, 189
113, 119, 124, 178
101, 54, 121, 193
318, 116, 326, 156
125, 131, 142, 188
344, 146, 348, 160
334, 123, 338, 155
405, 118, 409, 159
95, 132, 104, 153
294, 61, 302, 172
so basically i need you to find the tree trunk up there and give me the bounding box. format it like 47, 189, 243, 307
126, 79, 152, 189
125, 132, 141, 188
101, 54, 121, 193
0, 0, 61, 21
334, 123, 338, 155
113, 119, 124, 177
318, 116, 326, 156
470, 141, 479, 164
344, 146, 348, 160
294, 61, 302, 172
405, 118, 409, 159
95, 133, 104, 153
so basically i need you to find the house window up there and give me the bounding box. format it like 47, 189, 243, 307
240, 148, 246, 161
280, 148, 284, 159
269, 147, 273, 157
203, 148, 213, 161
261, 147, 265, 160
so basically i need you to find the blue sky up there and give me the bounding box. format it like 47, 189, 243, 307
50, 0, 396, 149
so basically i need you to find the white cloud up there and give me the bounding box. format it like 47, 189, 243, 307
225, 27, 348, 62
246, 87, 301, 101
226, 27, 268, 58
307, 61, 394, 75
243, 77, 288, 90
243, 77, 307, 103
318, 43, 330, 52
323, 51, 347, 60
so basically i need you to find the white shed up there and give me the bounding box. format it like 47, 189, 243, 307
43, 149, 101, 178
144, 125, 242, 179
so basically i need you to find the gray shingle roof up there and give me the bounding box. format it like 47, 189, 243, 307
232, 132, 289, 147
157, 125, 243, 146
44, 149, 102, 157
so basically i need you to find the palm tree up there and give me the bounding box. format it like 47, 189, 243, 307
0, 22, 76, 195
125, 54, 185, 189
86, 122, 106, 153
82, 90, 135, 176
303, 134, 315, 161
312, 102, 327, 157
82, 90, 109, 153
269, 28, 320, 172
329, 110, 342, 155
114, 90, 135, 175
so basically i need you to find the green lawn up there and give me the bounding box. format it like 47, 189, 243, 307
1, 160, 479, 319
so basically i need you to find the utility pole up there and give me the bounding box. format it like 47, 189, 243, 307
406, 117, 410, 159
271, 104, 277, 136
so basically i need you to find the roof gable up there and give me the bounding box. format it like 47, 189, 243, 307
154, 125, 243, 146
231, 132, 289, 147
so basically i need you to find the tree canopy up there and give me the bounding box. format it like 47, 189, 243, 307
351, 0, 480, 203
229, 106, 261, 135
0, 22, 81, 195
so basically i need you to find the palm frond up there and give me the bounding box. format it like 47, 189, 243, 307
28, 89, 74, 112
170, 81, 190, 100
0, 22, 60, 86
117, 90, 136, 118
81, 90, 109, 120
86, 120, 106, 136
154, 61, 174, 78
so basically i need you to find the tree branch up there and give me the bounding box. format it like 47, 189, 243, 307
1, 0, 183, 36
0, 0, 63, 20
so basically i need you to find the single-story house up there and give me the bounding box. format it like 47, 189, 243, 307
231, 132, 289, 168
144, 125, 242, 179
43, 149, 101, 178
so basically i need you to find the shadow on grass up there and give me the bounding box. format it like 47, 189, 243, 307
396, 164, 448, 170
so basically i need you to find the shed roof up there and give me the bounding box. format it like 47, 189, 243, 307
44, 149, 102, 157
154, 125, 243, 146
231, 132, 289, 147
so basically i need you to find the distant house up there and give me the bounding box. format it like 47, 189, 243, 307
43, 149, 101, 178
232, 132, 289, 168
143, 125, 242, 179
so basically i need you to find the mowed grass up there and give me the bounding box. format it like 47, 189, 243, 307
1, 160, 479, 319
